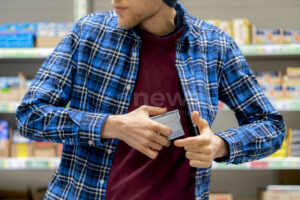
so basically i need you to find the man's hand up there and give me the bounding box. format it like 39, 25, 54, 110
174, 111, 229, 168
102, 105, 172, 159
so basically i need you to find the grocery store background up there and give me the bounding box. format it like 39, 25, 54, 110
0, 0, 300, 200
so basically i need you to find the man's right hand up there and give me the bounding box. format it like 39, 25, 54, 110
101, 105, 172, 159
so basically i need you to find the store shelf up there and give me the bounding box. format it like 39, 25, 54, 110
1, 100, 300, 114
240, 44, 300, 56
0, 48, 54, 59
213, 157, 300, 170
0, 158, 60, 170
0, 102, 19, 113
0, 45, 299, 59
220, 99, 300, 112
1, 157, 300, 170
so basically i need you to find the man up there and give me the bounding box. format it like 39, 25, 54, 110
16, 0, 286, 199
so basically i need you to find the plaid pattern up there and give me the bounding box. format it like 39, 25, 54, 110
16, 2, 285, 200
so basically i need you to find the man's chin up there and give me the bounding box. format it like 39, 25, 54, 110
117, 18, 139, 30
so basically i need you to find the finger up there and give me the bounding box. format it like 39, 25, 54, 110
136, 145, 158, 159
144, 139, 163, 151
189, 160, 211, 168
174, 137, 195, 147
191, 111, 210, 132
181, 136, 211, 152
149, 120, 172, 137
185, 151, 211, 162
151, 132, 171, 147
141, 105, 167, 116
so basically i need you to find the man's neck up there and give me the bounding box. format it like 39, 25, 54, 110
138, 5, 177, 37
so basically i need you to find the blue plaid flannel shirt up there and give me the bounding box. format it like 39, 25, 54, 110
16, 2, 286, 200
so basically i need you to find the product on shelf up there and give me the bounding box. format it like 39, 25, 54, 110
283, 67, 300, 100
209, 193, 233, 200
252, 28, 282, 44
33, 141, 58, 157
255, 71, 284, 100
206, 18, 300, 45
232, 18, 252, 45
0, 120, 9, 157
0, 73, 32, 103
219, 21, 233, 37
263, 185, 300, 200
0, 23, 36, 48
36, 22, 73, 48
0, 22, 73, 48
290, 129, 300, 157
283, 29, 300, 44
11, 129, 33, 157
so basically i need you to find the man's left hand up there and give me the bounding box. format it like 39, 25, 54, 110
174, 111, 229, 168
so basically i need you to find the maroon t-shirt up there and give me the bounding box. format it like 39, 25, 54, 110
105, 26, 196, 200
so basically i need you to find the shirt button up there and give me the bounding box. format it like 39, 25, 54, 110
126, 85, 131, 90
132, 52, 137, 58
100, 179, 105, 184
107, 149, 112, 154
88, 140, 93, 146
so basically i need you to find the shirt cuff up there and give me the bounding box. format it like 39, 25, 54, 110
78, 111, 111, 147
214, 130, 244, 165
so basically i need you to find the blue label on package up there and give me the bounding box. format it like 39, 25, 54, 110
0, 120, 9, 140
150, 109, 185, 140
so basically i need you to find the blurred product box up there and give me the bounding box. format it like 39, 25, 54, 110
263, 191, 300, 200
287, 67, 300, 77
0, 120, 10, 157
252, 28, 282, 44
283, 76, 300, 99
219, 21, 233, 37
11, 130, 33, 157
11, 143, 33, 157
36, 36, 63, 48
283, 29, 300, 44
263, 185, 300, 200
290, 129, 300, 157
209, 193, 233, 200
0, 73, 30, 102
232, 18, 251, 45
255, 71, 282, 86
33, 142, 58, 157
36, 22, 73, 48
0, 23, 36, 48
255, 71, 284, 100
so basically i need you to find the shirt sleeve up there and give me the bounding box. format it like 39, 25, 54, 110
16, 17, 111, 147
214, 39, 286, 164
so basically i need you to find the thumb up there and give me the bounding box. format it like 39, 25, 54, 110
191, 111, 209, 132
174, 137, 192, 147
141, 105, 167, 116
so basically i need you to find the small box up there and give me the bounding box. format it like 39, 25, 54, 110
253, 28, 282, 44
219, 21, 233, 37
232, 18, 251, 45
36, 37, 63, 48
10, 143, 33, 157
0, 120, 10, 157
209, 193, 233, 200
283, 29, 300, 44
33, 142, 58, 157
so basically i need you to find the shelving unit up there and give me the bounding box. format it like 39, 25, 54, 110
1, 44, 300, 59
1, 157, 300, 170
0, 0, 299, 199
